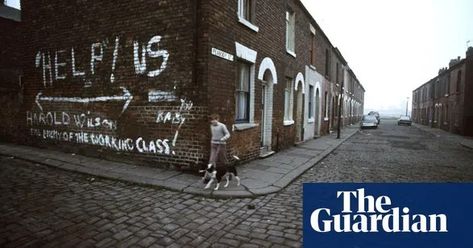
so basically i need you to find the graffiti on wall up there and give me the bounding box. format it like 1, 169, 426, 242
35, 86, 133, 114
28, 34, 198, 158
26, 98, 194, 156
34, 35, 169, 88
156, 98, 193, 147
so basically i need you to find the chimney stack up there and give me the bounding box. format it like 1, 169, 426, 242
467, 47, 473, 58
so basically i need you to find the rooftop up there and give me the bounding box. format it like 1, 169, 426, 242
0, 4, 21, 22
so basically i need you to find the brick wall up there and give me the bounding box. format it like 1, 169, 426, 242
6, 0, 366, 168
19, 0, 210, 168
0, 13, 23, 141
464, 54, 473, 136
412, 50, 473, 136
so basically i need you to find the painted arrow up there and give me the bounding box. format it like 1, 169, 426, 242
35, 87, 133, 114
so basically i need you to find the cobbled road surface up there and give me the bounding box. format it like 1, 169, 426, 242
1, 120, 473, 247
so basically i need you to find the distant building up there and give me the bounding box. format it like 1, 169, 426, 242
412, 47, 473, 136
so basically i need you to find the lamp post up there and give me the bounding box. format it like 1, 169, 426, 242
337, 80, 344, 139
405, 97, 409, 116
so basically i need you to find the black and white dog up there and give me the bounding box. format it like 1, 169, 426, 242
199, 155, 241, 190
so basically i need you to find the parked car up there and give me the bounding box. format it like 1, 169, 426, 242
398, 116, 412, 126
361, 115, 379, 129
368, 111, 381, 124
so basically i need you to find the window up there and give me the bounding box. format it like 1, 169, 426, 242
308, 85, 315, 119
284, 78, 294, 122
236, 62, 251, 122
457, 70, 462, 92
238, 0, 258, 32
336, 62, 339, 83
325, 49, 331, 79
310, 32, 316, 66
286, 9, 295, 55
240, 0, 253, 21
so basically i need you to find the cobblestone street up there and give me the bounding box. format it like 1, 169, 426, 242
1, 120, 473, 247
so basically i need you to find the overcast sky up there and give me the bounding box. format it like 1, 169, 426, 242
301, 0, 473, 115
5, 0, 473, 115
4, 0, 20, 9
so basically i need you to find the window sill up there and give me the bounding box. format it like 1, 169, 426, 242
324, 117, 329, 121
284, 120, 295, 126
238, 17, 259, 33
233, 123, 258, 131
286, 49, 297, 58
308, 118, 315, 124
309, 65, 316, 71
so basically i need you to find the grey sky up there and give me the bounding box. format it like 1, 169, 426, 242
301, 0, 473, 115
4, 0, 20, 9
5, 0, 473, 115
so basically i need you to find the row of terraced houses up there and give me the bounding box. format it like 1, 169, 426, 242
0, 0, 365, 169
412, 47, 473, 136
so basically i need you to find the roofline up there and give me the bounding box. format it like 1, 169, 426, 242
0, 4, 21, 22
333, 47, 348, 65
296, 1, 365, 93
296, 1, 336, 53
412, 59, 466, 92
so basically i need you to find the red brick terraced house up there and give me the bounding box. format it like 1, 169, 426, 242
412, 47, 473, 136
0, 3, 23, 140
9, 0, 365, 169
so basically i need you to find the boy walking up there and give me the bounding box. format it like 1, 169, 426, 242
209, 114, 230, 167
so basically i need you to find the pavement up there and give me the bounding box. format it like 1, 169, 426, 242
412, 123, 473, 150
0, 126, 358, 199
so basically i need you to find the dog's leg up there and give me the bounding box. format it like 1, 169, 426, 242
204, 178, 214, 189
214, 182, 220, 191
224, 175, 230, 188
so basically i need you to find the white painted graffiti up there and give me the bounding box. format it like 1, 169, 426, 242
35, 87, 133, 114
29, 128, 174, 156
148, 90, 178, 103
134, 35, 170, 77
155, 99, 194, 147
26, 111, 117, 131
35, 35, 169, 88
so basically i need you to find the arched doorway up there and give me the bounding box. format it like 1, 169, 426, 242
295, 73, 305, 143
261, 72, 273, 148
257, 58, 277, 156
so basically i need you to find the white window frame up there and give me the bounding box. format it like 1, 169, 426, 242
285, 10, 296, 57
235, 62, 251, 123
237, 0, 259, 32
284, 78, 294, 125
233, 42, 258, 131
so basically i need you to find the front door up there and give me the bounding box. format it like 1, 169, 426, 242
295, 89, 304, 142
261, 84, 266, 147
